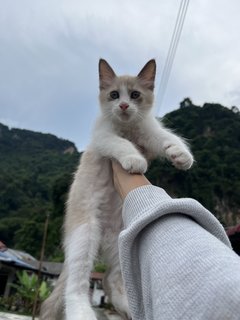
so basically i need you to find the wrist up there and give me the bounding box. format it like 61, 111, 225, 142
112, 161, 151, 200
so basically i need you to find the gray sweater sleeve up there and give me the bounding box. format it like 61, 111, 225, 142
118, 185, 240, 320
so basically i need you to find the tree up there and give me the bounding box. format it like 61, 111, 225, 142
11, 271, 51, 314
179, 97, 193, 108
231, 106, 239, 114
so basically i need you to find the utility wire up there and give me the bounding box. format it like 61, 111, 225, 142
158, 0, 187, 98
156, 0, 189, 111
155, 0, 190, 116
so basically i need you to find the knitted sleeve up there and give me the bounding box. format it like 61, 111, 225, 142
118, 185, 240, 320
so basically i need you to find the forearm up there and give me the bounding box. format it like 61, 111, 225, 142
141, 118, 190, 154
112, 161, 238, 319
112, 160, 150, 199
138, 213, 240, 320
118, 185, 234, 320
91, 133, 141, 160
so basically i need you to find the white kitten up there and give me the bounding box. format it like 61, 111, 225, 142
40, 59, 193, 320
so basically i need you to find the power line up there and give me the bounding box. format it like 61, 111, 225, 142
156, 0, 189, 113
155, 0, 190, 116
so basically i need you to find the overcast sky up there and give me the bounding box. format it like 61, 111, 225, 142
0, 0, 239, 151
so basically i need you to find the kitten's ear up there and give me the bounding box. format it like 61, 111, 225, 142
99, 59, 116, 90
137, 59, 156, 91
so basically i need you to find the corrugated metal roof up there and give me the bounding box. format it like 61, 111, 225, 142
0, 243, 105, 279
0, 250, 36, 270
0, 245, 50, 275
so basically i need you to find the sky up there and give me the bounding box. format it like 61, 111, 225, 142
0, 0, 240, 151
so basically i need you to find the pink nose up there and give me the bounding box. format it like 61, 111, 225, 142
119, 103, 129, 111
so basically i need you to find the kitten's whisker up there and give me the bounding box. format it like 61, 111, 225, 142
137, 113, 144, 121
102, 111, 112, 120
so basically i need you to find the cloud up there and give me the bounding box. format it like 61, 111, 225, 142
0, 0, 239, 149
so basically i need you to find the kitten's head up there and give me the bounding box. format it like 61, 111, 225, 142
98, 59, 156, 123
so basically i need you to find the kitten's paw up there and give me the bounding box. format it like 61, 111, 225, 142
111, 288, 131, 320
66, 298, 97, 320
120, 155, 148, 173
66, 306, 97, 320
164, 144, 194, 170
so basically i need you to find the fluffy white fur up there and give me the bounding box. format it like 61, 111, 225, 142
40, 59, 193, 320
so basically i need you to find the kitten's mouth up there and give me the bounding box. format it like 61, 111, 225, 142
114, 109, 135, 122
119, 111, 132, 121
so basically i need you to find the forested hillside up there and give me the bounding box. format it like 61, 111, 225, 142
148, 99, 240, 226
0, 100, 239, 260
0, 123, 79, 259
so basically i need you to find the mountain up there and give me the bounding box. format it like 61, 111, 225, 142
0, 123, 79, 259
147, 100, 240, 226
0, 100, 239, 259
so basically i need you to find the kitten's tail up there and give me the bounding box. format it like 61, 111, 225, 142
39, 267, 66, 320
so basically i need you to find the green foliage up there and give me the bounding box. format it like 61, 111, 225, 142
38, 280, 51, 301
94, 262, 107, 273
0, 101, 239, 260
146, 100, 240, 225
0, 123, 79, 259
10, 271, 51, 314
12, 271, 38, 301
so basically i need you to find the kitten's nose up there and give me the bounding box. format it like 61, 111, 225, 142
119, 103, 129, 111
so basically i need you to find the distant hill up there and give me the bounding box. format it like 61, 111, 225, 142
148, 99, 240, 226
0, 100, 239, 259
0, 123, 79, 259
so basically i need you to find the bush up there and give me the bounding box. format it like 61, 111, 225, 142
9, 271, 51, 315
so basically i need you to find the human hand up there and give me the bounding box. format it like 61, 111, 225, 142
112, 160, 151, 200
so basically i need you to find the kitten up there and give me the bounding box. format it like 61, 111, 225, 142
40, 59, 194, 320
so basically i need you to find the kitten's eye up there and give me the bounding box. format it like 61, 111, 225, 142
110, 91, 120, 99
131, 91, 141, 99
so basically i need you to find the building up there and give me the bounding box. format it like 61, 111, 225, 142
0, 241, 105, 305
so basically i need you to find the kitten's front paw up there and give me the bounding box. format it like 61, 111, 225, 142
120, 155, 148, 173
112, 290, 131, 320
165, 144, 194, 170
66, 304, 97, 320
